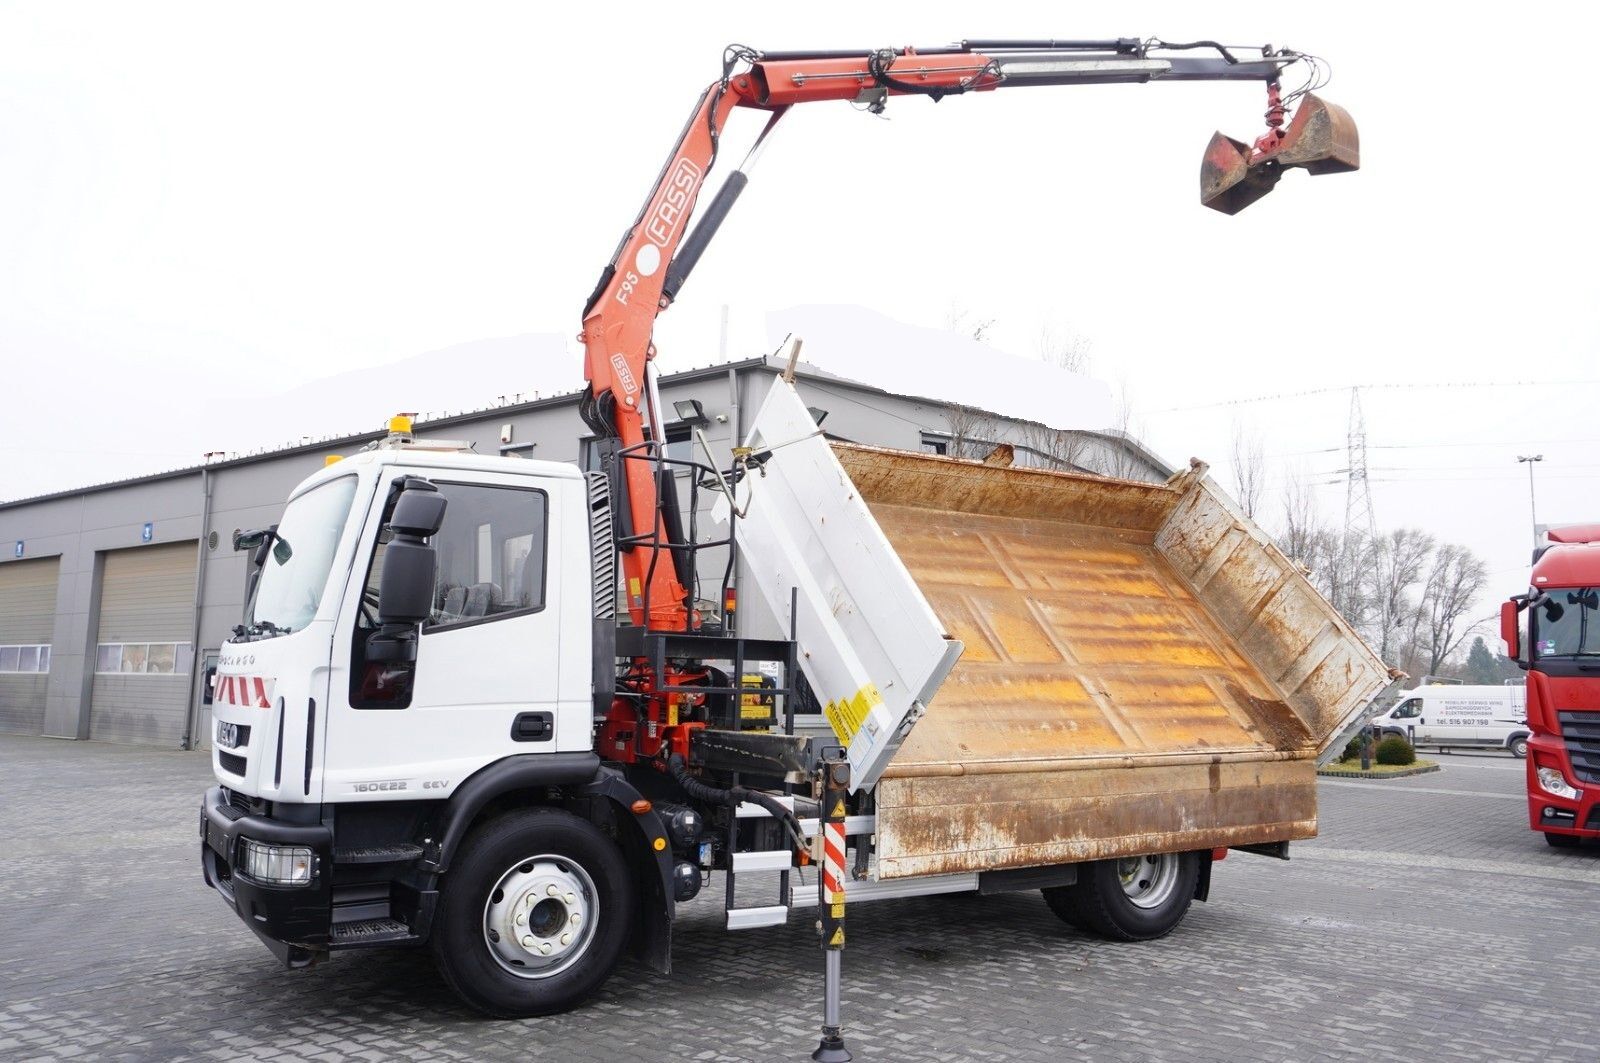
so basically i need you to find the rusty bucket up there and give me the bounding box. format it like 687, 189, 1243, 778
1200, 93, 1359, 214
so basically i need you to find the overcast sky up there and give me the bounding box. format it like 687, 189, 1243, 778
3, 2, 1597, 631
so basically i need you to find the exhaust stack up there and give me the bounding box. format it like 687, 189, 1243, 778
1200, 92, 1359, 214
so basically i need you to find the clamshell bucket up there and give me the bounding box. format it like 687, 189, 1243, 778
1201, 93, 1360, 214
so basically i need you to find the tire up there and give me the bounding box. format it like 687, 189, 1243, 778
1042, 851, 1200, 941
1544, 832, 1581, 849
1508, 735, 1529, 759
432, 807, 634, 1017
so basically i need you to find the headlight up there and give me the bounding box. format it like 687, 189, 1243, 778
1536, 767, 1580, 800
238, 838, 315, 886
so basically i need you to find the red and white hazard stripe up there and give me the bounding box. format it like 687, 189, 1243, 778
214, 674, 274, 709
822, 820, 847, 904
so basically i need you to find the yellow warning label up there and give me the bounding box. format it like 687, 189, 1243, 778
830, 902, 845, 919
823, 684, 882, 745
828, 927, 845, 947
627, 577, 642, 604
830, 798, 847, 819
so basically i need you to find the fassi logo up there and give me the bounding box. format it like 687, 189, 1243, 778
645, 158, 702, 247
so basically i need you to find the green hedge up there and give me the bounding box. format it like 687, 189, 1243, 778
1375, 735, 1417, 766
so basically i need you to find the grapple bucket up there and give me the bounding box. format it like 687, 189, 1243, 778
1201, 93, 1359, 214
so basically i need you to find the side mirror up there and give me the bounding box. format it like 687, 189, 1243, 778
1500, 600, 1521, 661
368, 481, 446, 663
238, 524, 279, 606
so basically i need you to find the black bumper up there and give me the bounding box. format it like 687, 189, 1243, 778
199, 786, 333, 967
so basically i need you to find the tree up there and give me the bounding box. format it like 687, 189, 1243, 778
943, 302, 996, 343
1229, 420, 1265, 519
1462, 636, 1522, 685
1037, 321, 1093, 375
1367, 528, 1435, 665
1419, 543, 1490, 676
942, 403, 1003, 460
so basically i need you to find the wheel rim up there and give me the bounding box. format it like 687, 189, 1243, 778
482, 854, 599, 979
1114, 853, 1181, 910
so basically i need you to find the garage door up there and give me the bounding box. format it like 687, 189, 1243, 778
90, 542, 197, 746
0, 557, 60, 735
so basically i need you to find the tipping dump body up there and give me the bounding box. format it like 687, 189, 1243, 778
832, 444, 1393, 879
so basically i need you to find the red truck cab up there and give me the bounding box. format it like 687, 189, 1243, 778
1505, 524, 1600, 847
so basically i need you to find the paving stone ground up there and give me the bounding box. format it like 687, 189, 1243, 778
1, 737, 1594, 1062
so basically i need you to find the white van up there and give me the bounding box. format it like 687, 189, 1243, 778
1371, 684, 1529, 757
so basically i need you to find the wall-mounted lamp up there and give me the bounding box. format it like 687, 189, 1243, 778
806, 406, 830, 427
672, 398, 711, 427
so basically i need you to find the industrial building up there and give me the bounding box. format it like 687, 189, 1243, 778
0, 354, 1166, 750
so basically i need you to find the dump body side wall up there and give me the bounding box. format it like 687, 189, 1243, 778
828, 446, 1391, 879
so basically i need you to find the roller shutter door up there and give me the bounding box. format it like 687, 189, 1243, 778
0, 557, 60, 735
90, 542, 197, 745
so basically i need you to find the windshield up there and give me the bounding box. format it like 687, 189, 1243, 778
248, 476, 359, 635
1533, 587, 1600, 658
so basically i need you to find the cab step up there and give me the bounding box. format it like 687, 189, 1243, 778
333, 844, 425, 865
330, 918, 417, 947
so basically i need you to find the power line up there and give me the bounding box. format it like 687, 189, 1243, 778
1149, 379, 1600, 415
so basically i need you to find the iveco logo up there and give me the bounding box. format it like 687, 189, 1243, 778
216, 721, 240, 748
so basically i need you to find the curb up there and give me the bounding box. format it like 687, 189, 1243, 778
1317, 762, 1441, 780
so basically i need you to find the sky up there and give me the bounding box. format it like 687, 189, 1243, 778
2, 2, 1597, 633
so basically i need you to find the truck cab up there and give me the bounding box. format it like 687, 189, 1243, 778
201, 437, 605, 969
1504, 524, 1600, 847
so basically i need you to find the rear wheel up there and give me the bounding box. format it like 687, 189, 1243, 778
1042, 851, 1200, 941
1508, 735, 1529, 759
1544, 831, 1581, 849
432, 808, 634, 1017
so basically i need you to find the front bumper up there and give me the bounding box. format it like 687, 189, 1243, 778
200, 786, 333, 966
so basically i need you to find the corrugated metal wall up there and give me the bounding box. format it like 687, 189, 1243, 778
0, 557, 60, 735
90, 542, 197, 745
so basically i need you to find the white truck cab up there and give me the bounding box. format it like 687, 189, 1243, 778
1372, 683, 1529, 757
210, 444, 594, 804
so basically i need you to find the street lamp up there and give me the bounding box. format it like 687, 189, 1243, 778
1517, 454, 1543, 549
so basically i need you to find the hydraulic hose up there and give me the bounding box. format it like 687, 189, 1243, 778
667, 753, 808, 851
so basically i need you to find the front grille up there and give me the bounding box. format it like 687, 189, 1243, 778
1557, 711, 1600, 783
215, 719, 252, 749
218, 750, 248, 777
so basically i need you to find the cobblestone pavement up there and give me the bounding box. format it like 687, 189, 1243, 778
2, 738, 1595, 1062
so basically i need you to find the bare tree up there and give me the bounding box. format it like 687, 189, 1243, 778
1099, 379, 1147, 480
943, 302, 996, 343
1420, 543, 1490, 675
1017, 422, 1089, 472
942, 403, 1003, 459
1229, 420, 1266, 519
1366, 528, 1435, 665
1037, 321, 1093, 375
1276, 465, 1321, 569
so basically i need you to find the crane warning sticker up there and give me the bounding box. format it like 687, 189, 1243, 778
823, 684, 883, 745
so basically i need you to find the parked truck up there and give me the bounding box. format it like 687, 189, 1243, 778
1502, 524, 1600, 847
198, 36, 1377, 1047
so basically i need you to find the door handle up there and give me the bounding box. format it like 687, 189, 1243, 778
511, 711, 553, 742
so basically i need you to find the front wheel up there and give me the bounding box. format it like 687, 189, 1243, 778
1545, 831, 1581, 849
1508, 735, 1529, 759
1042, 851, 1200, 941
432, 808, 635, 1017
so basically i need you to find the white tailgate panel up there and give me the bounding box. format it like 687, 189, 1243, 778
732, 379, 961, 791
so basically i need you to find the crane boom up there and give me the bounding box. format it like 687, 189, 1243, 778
579, 38, 1357, 632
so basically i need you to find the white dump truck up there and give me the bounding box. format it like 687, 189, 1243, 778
198, 35, 1373, 1054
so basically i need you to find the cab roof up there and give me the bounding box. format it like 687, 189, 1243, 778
1532, 537, 1600, 588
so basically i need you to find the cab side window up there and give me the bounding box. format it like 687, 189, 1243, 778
427, 482, 547, 628
1392, 698, 1422, 719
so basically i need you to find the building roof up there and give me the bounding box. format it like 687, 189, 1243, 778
1, 353, 1162, 510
